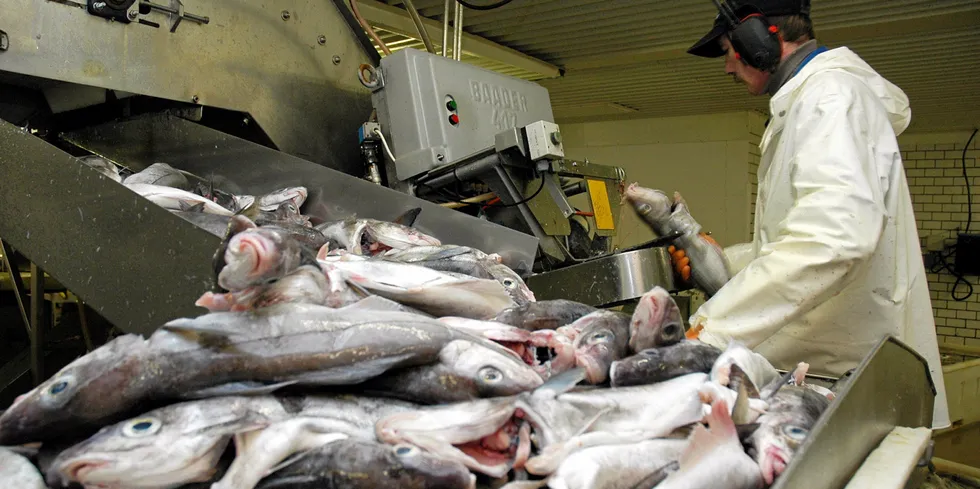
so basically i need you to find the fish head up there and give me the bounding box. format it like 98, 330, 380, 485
629, 287, 685, 352
609, 347, 665, 387
623, 183, 672, 224
439, 338, 544, 398
364, 221, 442, 254
376, 397, 520, 478
259, 186, 308, 211
47, 400, 236, 489
489, 265, 537, 305
749, 386, 830, 485
569, 311, 630, 384
374, 443, 477, 489
218, 225, 294, 291
0, 335, 150, 446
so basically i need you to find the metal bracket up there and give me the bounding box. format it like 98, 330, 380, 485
139, 0, 209, 32
0, 30, 8, 52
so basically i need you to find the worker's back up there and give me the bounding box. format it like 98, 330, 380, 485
750, 45, 950, 429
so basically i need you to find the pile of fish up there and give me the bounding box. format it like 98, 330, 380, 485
0, 169, 837, 489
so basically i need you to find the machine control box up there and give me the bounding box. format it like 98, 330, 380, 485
370, 48, 556, 181
525, 121, 564, 161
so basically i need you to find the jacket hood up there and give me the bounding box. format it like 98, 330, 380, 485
771, 46, 912, 136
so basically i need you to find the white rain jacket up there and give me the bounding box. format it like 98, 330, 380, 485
691, 46, 950, 429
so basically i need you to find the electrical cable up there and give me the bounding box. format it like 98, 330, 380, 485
924, 129, 980, 302
402, 0, 436, 54
962, 128, 977, 233
453, 0, 514, 10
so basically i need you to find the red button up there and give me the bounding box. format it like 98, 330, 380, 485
449, 114, 459, 125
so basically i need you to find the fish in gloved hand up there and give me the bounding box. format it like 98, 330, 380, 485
610, 340, 723, 387
623, 183, 731, 296
316, 208, 441, 255
492, 300, 599, 331
381, 245, 536, 305
628, 286, 687, 352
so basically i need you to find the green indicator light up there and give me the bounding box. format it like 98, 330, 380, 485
446, 100, 457, 111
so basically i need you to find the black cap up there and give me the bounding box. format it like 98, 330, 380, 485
687, 0, 812, 58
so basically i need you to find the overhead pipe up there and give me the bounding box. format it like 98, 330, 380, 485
402, 0, 436, 54
442, 0, 450, 57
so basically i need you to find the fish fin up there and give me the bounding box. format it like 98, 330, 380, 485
337, 295, 409, 313
678, 399, 739, 470
532, 366, 587, 400
731, 381, 751, 426
760, 370, 795, 401
179, 381, 298, 399
728, 364, 761, 399
735, 423, 761, 442
280, 352, 418, 385
159, 322, 240, 352
344, 280, 374, 300
393, 207, 423, 227
572, 406, 615, 437
179, 201, 207, 213
629, 460, 680, 489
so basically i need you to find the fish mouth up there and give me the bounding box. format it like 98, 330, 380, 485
54, 458, 111, 486
761, 446, 789, 485
576, 352, 607, 384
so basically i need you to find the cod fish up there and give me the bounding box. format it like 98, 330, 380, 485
353, 333, 545, 404
196, 265, 362, 312
376, 370, 708, 478
48, 394, 422, 489
256, 186, 309, 211
647, 399, 763, 489
76, 155, 123, 183
492, 300, 599, 331
437, 317, 575, 381
381, 245, 536, 305
0, 301, 465, 446
317, 209, 441, 255
249, 439, 476, 489
747, 378, 832, 485
542, 438, 688, 489
319, 252, 516, 319
623, 183, 731, 296
0, 446, 45, 489
124, 162, 191, 189
610, 341, 722, 387
555, 310, 631, 385
629, 287, 686, 352
125, 182, 236, 216
215, 215, 320, 291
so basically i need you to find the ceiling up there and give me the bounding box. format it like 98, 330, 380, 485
357, 0, 980, 133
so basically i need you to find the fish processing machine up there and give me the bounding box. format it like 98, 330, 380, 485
0, 3, 941, 487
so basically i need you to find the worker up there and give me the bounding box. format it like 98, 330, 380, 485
670, 0, 950, 429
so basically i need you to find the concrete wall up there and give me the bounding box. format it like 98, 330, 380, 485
559, 111, 768, 250
900, 130, 980, 350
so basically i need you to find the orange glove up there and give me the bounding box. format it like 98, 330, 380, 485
667, 233, 719, 282
685, 323, 703, 340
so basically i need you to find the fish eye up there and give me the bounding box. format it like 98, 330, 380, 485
393, 444, 419, 457
782, 425, 808, 441
479, 366, 503, 383
663, 324, 680, 337
588, 331, 611, 344
123, 417, 162, 437
502, 279, 515, 288
41, 374, 76, 405
640, 349, 658, 356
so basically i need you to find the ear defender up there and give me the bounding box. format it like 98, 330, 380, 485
712, 1, 784, 72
